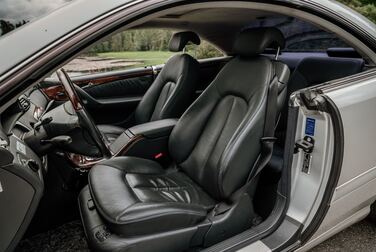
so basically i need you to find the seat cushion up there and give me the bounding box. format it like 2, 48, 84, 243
97, 125, 125, 143
88, 157, 216, 237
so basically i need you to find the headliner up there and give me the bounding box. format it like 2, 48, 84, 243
135, 8, 276, 54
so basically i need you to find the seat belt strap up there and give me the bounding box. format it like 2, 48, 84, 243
250, 74, 279, 180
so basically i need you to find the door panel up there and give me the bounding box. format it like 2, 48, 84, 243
83, 75, 152, 100
82, 75, 153, 125
40, 67, 155, 126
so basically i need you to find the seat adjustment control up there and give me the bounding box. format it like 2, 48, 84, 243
27, 160, 40, 172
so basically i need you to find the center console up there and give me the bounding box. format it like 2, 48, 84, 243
68, 119, 178, 169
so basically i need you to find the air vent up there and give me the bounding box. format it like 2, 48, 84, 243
19, 97, 31, 111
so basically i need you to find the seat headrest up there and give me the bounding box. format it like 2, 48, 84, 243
169, 31, 201, 52
233, 27, 285, 57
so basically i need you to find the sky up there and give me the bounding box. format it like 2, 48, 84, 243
0, 0, 72, 35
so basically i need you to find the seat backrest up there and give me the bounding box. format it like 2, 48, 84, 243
169, 28, 286, 200
135, 31, 201, 124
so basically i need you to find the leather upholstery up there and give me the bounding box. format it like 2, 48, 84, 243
169, 56, 274, 200
168, 31, 201, 52
135, 54, 199, 124
287, 57, 364, 97
89, 157, 215, 236
233, 27, 285, 57
99, 32, 200, 142
85, 28, 288, 240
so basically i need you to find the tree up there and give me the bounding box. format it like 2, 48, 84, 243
337, 0, 376, 23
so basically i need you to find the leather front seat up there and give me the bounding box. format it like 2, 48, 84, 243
98, 31, 201, 142
79, 27, 288, 252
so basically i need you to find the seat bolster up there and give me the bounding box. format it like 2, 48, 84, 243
109, 202, 207, 236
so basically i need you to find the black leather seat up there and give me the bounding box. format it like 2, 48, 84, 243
79, 27, 289, 252
98, 31, 201, 142
287, 56, 364, 97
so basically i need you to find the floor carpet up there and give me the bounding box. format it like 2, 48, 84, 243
16, 220, 89, 252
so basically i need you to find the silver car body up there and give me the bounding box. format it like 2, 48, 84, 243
0, 0, 376, 251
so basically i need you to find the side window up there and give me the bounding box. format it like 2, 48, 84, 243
186, 40, 224, 59
64, 29, 224, 77
244, 17, 351, 52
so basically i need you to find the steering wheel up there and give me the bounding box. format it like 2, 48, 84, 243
56, 68, 112, 158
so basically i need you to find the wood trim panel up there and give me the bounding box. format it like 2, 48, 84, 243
73, 69, 154, 86
41, 68, 154, 101
42, 85, 68, 101
66, 135, 144, 169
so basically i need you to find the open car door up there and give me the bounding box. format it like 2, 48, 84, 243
279, 68, 376, 251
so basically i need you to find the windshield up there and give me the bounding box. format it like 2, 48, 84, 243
0, 0, 73, 38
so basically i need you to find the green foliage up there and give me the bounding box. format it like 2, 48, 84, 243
89, 29, 174, 53
0, 20, 28, 35
88, 29, 223, 60
337, 0, 376, 23
97, 51, 174, 67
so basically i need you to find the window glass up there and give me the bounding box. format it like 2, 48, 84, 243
0, 0, 73, 38
244, 16, 351, 52
64, 29, 224, 77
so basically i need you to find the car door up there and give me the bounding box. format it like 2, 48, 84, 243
285, 68, 376, 251
40, 66, 156, 126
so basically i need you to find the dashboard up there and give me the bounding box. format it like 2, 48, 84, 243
0, 87, 49, 251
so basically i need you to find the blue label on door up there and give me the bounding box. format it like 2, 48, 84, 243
305, 118, 316, 136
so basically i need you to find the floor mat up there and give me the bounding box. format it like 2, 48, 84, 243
16, 220, 89, 252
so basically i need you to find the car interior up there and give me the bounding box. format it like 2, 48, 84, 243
0, 6, 368, 252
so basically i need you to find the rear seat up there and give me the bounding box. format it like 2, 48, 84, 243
269, 56, 364, 176
286, 57, 364, 99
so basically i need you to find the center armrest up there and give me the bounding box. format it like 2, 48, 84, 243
109, 119, 178, 160
128, 119, 178, 138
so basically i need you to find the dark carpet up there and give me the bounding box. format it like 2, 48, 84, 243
16, 220, 89, 252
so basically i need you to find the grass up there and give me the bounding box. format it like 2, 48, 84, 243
97, 51, 174, 68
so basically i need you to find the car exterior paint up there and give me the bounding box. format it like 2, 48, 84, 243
1, 0, 376, 251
